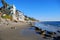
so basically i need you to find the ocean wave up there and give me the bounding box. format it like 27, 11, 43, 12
34, 21, 60, 32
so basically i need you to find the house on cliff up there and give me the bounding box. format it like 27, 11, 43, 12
0, 0, 25, 22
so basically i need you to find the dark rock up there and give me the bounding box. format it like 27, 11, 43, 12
11, 27, 16, 29
47, 31, 56, 35
57, 30, 60, 33
53, 36, 60, 40
35, 27, 40, 30
44, 34, 51, 37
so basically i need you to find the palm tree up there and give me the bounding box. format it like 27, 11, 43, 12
1, 0, 9, 8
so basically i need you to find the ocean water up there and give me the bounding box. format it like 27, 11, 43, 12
34, 21, 60, 32
40, 21, 60, 27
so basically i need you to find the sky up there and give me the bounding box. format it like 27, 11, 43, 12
0, 0, 60, 21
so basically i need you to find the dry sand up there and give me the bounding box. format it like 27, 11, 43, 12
0, 22, 53, 40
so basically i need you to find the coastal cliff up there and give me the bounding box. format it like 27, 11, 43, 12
0, 0, 38, 22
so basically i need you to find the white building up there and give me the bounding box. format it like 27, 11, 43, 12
7, 5, 17, 20
16, 10, 25, 21
6, 5, 25, 21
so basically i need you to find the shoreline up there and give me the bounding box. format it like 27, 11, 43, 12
0, 21, 59, 40
31, 22, 60, 39
0, 22, 42, 40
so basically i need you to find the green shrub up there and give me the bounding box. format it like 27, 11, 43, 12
2, 14, 12, 19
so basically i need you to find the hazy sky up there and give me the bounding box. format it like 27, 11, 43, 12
0, 0, 60, 21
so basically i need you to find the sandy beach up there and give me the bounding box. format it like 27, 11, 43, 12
0, 22, 53, 40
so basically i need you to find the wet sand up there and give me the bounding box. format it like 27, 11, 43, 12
0, 22, 53, 40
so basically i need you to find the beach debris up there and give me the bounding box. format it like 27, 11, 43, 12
11, 27, 16, 29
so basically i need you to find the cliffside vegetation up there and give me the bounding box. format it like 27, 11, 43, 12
24, 15, 38, 21
1, 14, 12, 20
